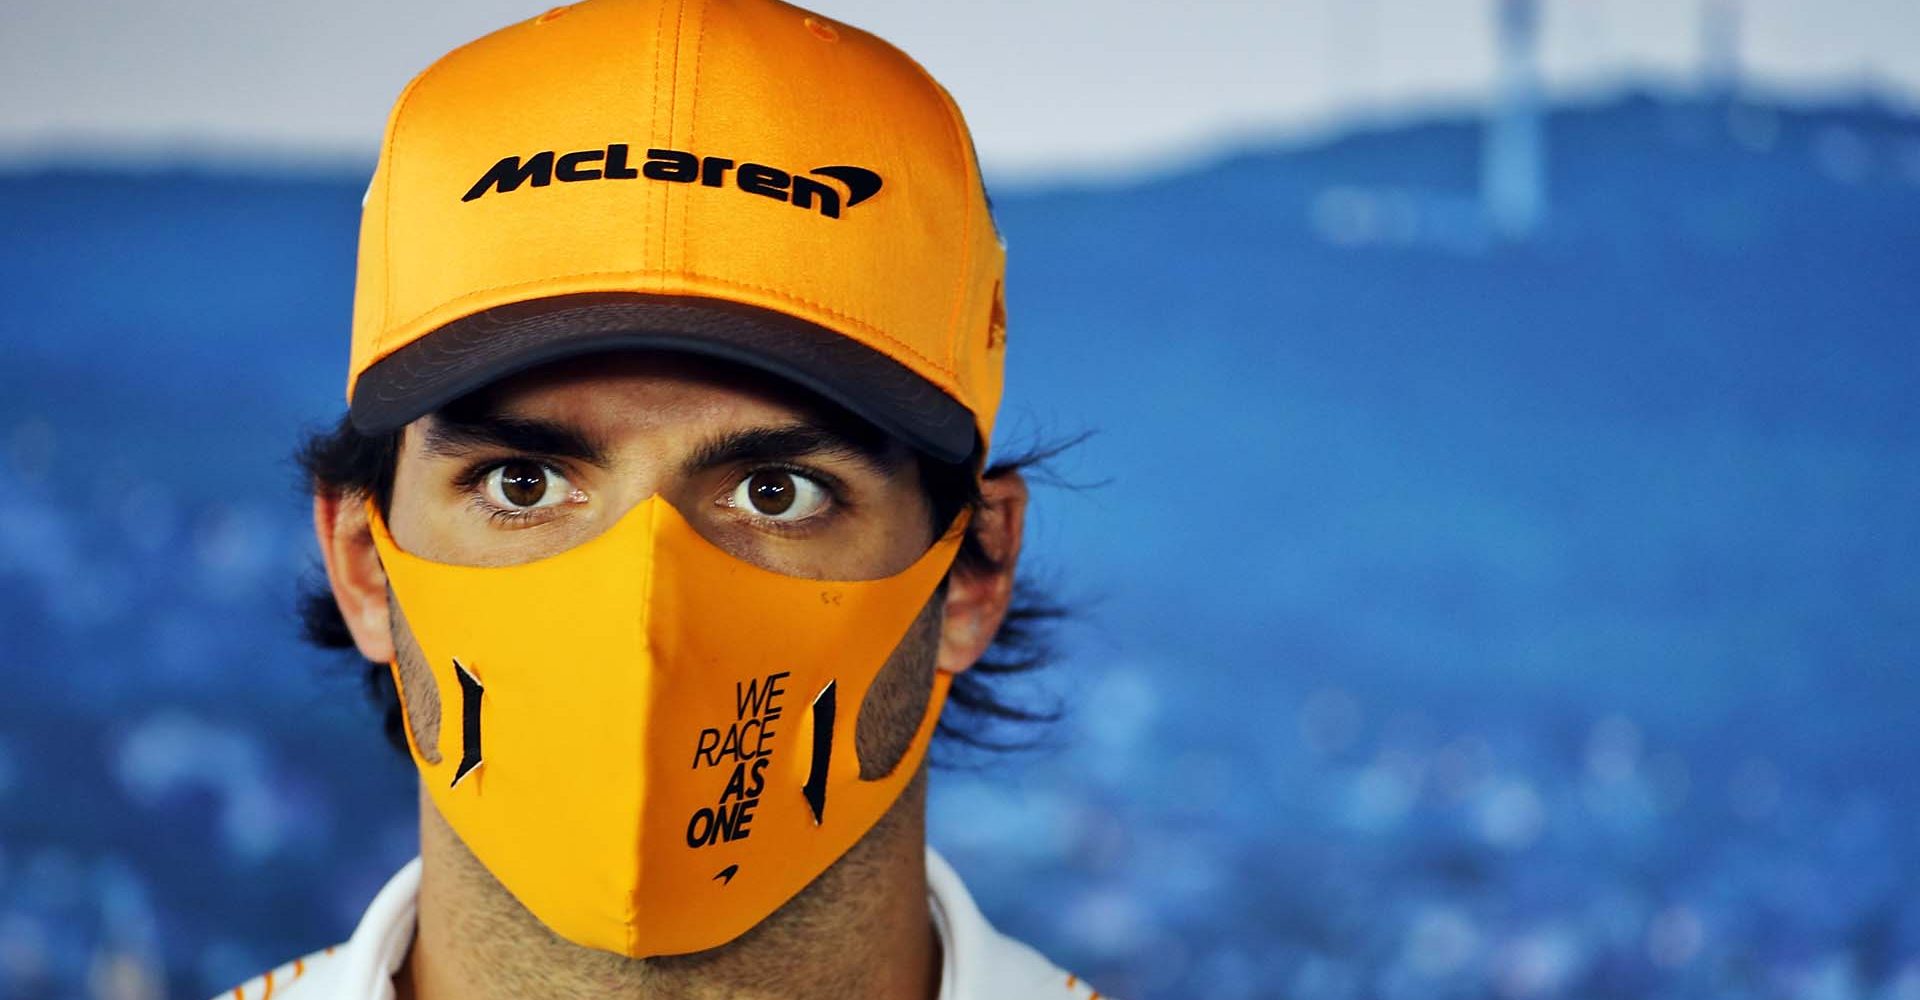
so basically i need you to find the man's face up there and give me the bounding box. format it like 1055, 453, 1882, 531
313, 341, 1027, 956
374, 350, 950, 777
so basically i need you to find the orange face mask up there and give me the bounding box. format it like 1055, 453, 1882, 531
366, 494, 966, 957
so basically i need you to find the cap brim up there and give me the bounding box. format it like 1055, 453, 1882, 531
349, 292, 977, 465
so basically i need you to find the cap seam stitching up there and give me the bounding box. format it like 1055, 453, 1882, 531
371, 25, 499, 361
378, 270, 957, 384
662, 0, 689, 274
377, 72, 432, 358
649, 0, 673, 306
932, 80, 976, 377
683, 0, 711, 272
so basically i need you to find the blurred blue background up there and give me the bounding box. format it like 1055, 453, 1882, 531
4, 2, 1920, 998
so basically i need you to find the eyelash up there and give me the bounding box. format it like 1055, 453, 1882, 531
475, 497, 540, 526
453, 457, 851, 528
725, 461, 850, 531
453, 460, 566, 526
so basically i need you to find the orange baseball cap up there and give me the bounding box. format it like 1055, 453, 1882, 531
346, 0, 1007, 464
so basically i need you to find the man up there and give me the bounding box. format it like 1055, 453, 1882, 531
215, 0, 1102, 997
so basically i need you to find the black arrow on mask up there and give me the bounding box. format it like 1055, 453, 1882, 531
451, 659, 484, 788
802, 681, 836, 824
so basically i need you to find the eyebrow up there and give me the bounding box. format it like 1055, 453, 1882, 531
682, 423, 900, 478
419, 413, 608, 465
419, 408, 900, 478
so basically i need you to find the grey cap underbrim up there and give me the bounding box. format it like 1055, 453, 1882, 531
349, 292, 978, 465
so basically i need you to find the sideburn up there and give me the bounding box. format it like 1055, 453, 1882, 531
390, 592, 444, 765
854, 584, 945, 780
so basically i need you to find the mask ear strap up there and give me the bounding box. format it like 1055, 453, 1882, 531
803, 667, 955, 832
386, 659, 426, 761
874, 668, 954, 787
810, 518, 969, 831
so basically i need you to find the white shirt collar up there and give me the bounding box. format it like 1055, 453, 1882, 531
227, 847, 1094, 1000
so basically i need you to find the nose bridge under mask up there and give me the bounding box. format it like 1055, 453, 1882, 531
365, 492, 969, 957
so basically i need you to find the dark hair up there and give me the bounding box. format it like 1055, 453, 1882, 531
294, 412, 1073, 761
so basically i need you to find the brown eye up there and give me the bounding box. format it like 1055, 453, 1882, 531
728, 469, 829, 522
748, 470, 794, 515
482, 460, 573, 511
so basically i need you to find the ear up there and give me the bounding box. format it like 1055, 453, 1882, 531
313, 490, 396, 664
936, 469, 1028, 674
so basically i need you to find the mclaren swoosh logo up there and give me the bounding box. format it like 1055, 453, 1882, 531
806, 165, 882, 208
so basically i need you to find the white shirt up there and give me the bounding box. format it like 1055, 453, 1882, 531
213, 848, 1103, 1000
